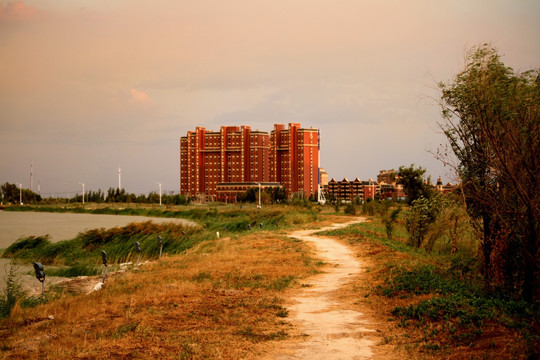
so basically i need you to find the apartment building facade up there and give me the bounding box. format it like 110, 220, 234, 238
269, 123, 319, 197
180, 123, 319, 200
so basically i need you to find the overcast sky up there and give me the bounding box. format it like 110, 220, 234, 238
1, 0, 539, 196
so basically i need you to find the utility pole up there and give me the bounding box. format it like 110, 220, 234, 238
79, 182, 85, 204
317, 129, 326, 205
156, 182, 162, 207
118, 167, 122, 190
30, 161, 33, 192
257, 183, 261, 209
17, 183, 22, 205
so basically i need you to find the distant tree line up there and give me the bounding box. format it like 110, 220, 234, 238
74, 188, 191, 205
0, 183, 190, 206
1, 182, 42, 204
236, 186, 287, 204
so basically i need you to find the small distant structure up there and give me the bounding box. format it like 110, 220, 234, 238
377, 169, 398, 185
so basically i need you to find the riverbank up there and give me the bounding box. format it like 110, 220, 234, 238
0, 210, 196, 248
0, 211, 197, 293
0, 209, 336, 359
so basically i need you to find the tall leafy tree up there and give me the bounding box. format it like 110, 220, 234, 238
438, 44, 539, 300
1, 182, 41, 204
398, 164, 432, 204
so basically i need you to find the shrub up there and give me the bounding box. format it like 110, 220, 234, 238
344, 203, 356, 215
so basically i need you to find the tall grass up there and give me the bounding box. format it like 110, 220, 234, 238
0, 266, 26, 319
322, 215, 539, 357
2, 206, 319, 267
2, 222, 200, 265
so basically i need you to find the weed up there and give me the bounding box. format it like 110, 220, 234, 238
107, 321, 140, 339
236, 326, 288, 342
0, 265, 26, 318
192, 271, 213, 282
267, 276, 296, 291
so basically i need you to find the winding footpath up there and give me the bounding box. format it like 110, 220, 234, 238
269, 219, 377, 360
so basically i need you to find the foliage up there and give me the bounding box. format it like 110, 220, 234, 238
381, 265, 473, 297
397, 165, 433, 204
344, 203, 356, 215
405, 195, 444, 249
383, 207, 401, 240
384, 264, 539, 353
324, 214, 536, 355
2, 222, 198, 265
44, 264, 102, 277
236, 187, 287, 204
362, 200, 374, 216
1, 182, 41, 204
0, 266, 26, 319
438, 44, 540, 300
103, 188, 190, 205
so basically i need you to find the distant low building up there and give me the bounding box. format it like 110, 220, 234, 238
377, 169, 398, 184
326, 178, 380, 202
435, 177, 459, 195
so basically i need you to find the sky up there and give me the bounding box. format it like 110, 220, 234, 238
1, 0, 539, 197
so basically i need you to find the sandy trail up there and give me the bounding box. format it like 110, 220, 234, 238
269, 218, 377, 360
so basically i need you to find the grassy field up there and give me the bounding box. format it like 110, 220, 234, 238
1, 233, 325, 358
1, 203, 538, 359
319, 217, 539, 359
0, 204, 329, 359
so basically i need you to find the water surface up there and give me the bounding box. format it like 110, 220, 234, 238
0, 211, 195, 290
0, 211, 194, 249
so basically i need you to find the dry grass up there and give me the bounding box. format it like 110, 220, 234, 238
4, 211, 529, 359
329, 229, 531, 360
0, 230, 324, 359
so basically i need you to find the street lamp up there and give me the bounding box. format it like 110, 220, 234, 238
156, 182, 162, 207
79, 182, 85, 204
257, 182, 261, 209
17, 183, 22, 205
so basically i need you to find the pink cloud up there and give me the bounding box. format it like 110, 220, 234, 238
130, 88, 151, 104
0, 1, 39, 22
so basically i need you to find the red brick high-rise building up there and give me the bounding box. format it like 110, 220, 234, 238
180, 123, 319, 200
269, 123, 319, 197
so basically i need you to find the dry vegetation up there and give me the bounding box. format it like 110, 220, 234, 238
327, 220, 533, 360
0, 229, 325, 359
1, 207, 537, 359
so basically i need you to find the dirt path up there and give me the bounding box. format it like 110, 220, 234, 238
267, 218, 378, 360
